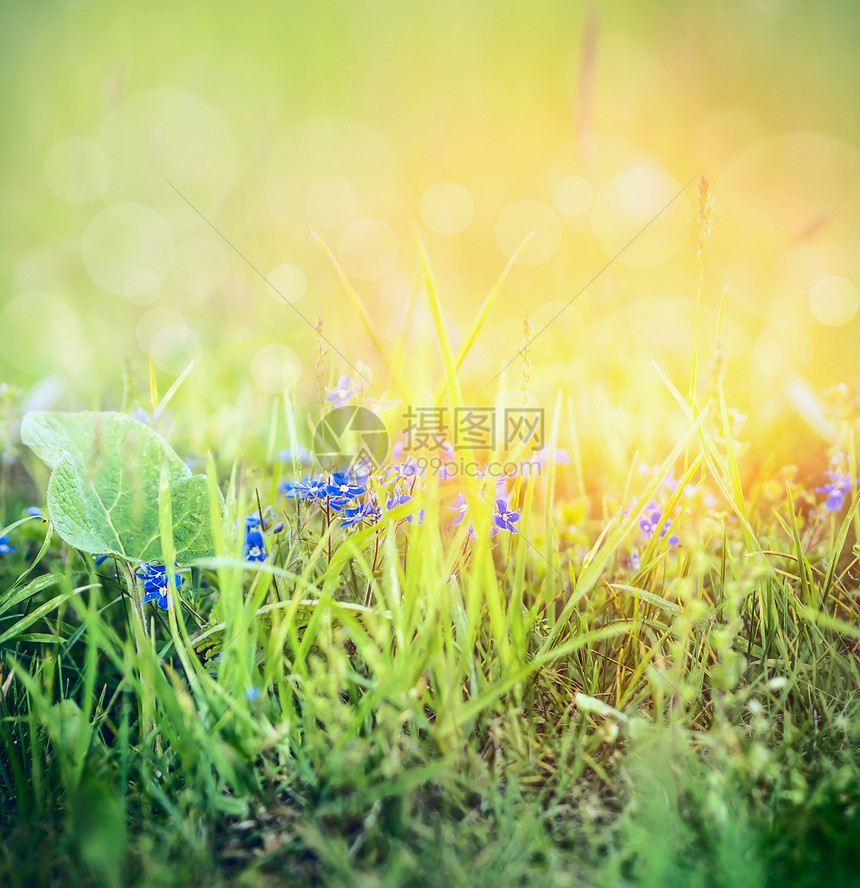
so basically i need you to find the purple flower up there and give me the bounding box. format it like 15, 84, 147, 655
448, 492, 468, 527
816, 470, 854, 512
325, 375, 356, 408
493, 498, 521, 534
466, 523, 498, 541
340, 499, 382, 528
387, 492, 424, 524
638, 502, 679, 546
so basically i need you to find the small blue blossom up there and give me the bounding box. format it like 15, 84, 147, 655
94, 554, 109, 567
628, 552, 641, 572
638, 502, 680, 546
27, 507, 45, 519
326, 472, 367, 510
325, 375, 357, 408
246, 686, 261, 702
493, 498, 521, 534
243, 508, 283, 533
0, 536, 16, 556
244, 529, 267, 563
816, 470, 854, 513
466, 523, 498, 542
448, 492, 468, 527
340, 499, 382, 528
387, 492, 424, 524
240, 508, 285, 562
281, 475, 328, 501
136, 562, 183, 610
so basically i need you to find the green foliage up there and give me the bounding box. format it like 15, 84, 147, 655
2, 347, 860, 886
20, 411, 217, 563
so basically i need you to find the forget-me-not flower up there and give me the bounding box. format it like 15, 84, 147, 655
493, 498, 521, 534
638, 502, 680, 547
327, 472, 367, 510
448, 492, 468, 527
244, 529, 267, 563
281, 475, 328, 501
816, 469, 854, 512
136, 562, 183, 610
340, 499, 382, 528
325, 375, 357, 408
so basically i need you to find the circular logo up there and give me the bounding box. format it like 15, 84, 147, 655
312, 406, 389, 472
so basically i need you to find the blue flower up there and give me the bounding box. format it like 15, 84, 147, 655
0, 535, 16, 556
816, 470, 854, 512
94, 554, 109, 567
493, 498, 521, 534
325, 375, 356, 407
638, 502, 679, 546
340, 499, 382, 528
448, 492, 468, 527
628, 552, 641, 572
136, 562, 183, 610
240, 508, 285, 563
326, 472, 367, 510
387, 492, 424, 524
281, 475, 328, 501
244, 508, 283, 534
27, 507, 45, 519
244, 529, 267, 563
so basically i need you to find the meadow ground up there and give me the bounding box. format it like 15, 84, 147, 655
1, 284, 860, 887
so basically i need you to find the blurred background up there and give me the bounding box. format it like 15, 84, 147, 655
1, 0, 859, 480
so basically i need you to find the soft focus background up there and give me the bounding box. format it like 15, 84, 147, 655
1, 0, 859, 476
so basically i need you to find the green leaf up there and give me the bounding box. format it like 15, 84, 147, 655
21, 411, 218, 563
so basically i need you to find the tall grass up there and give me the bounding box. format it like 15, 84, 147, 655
1, 238, 859, 886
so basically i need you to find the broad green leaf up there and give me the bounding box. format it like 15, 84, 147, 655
21, 411, 218, 563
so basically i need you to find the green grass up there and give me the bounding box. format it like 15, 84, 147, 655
1, 394, 860, 887
1, 258, 860, 886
